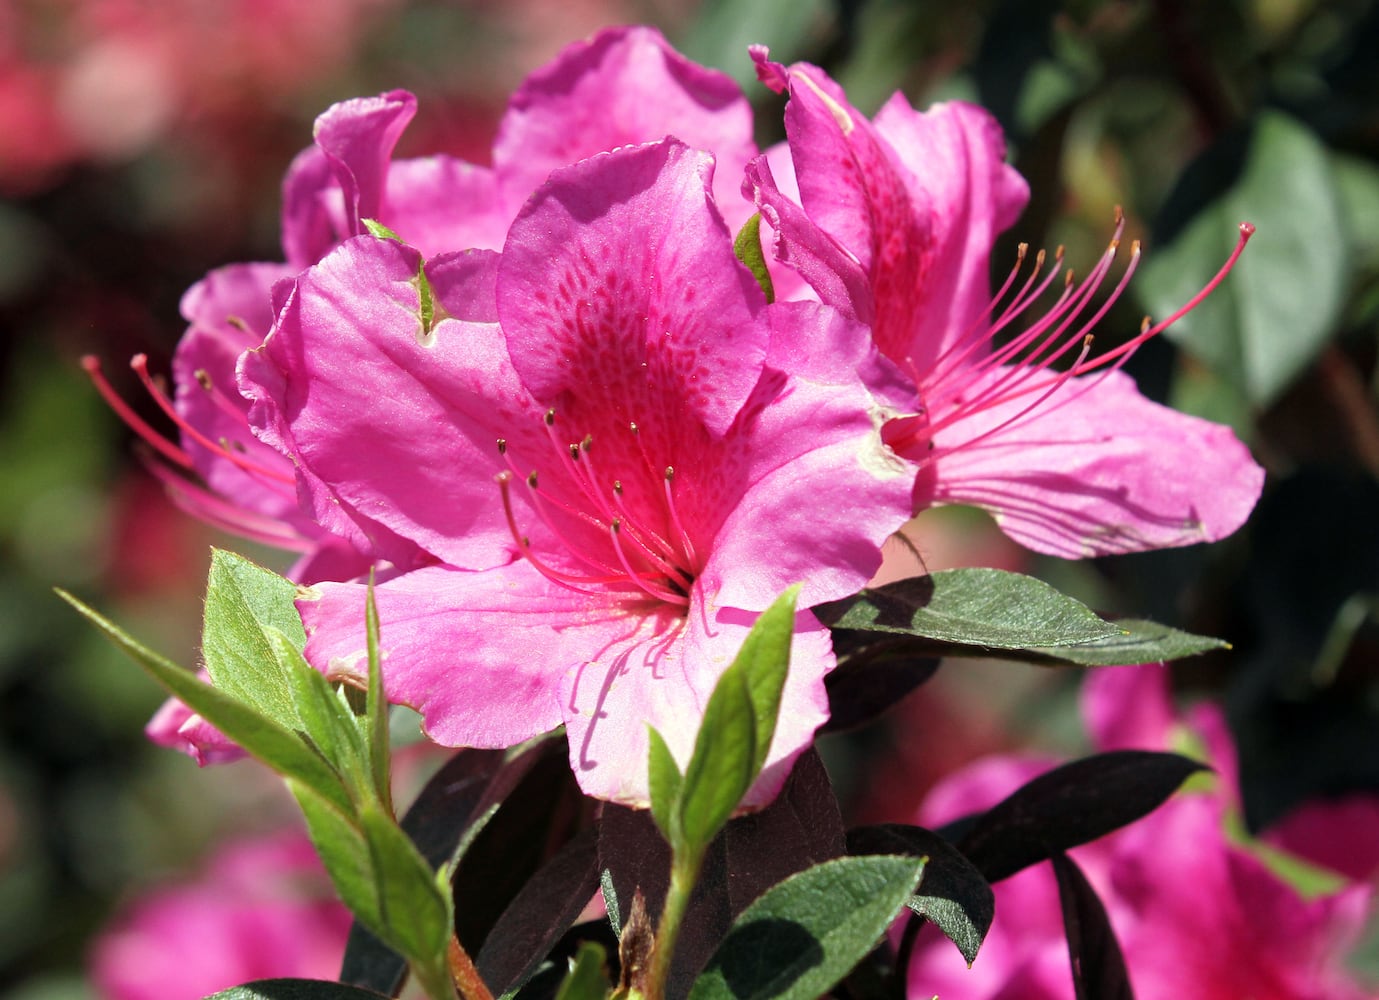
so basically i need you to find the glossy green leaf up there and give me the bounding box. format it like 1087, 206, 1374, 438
202, 549, 308, 731
57, 590, 351, 814
678, 587, 798, 852
1139, 111, 1346, 405
208, 980, 392, 999
733, 213, 775, 303
688, 855, 925, 1000
1030, 619, 1228, 665
815, 571, 1120, 648
554, 941, 610, 1000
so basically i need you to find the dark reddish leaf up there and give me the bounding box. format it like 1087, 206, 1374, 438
1052, 853, 1134, 1000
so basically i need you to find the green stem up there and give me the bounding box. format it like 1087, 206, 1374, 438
646, 845, 704, 1000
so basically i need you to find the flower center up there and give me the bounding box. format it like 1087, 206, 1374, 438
495, 410, 699, 607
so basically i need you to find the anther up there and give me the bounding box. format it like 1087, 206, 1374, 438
527, 470, 539, 488
497, 438, 507, 454
544, 409, 556, 427
226, 315, 251, 333
569, 443, 580, 460
195, 369, 213, 391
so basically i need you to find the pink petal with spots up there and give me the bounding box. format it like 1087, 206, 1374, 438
498, 139, 767, 438
494, 26, 757, 229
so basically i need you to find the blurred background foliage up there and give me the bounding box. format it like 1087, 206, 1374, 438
1, 0, 1377, 996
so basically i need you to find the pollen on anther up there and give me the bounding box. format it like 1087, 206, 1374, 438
497, 438, 507, 454
664, 466, 675, 481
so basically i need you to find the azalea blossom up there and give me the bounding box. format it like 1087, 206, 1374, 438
240, 138, 913, 805
904, 665, 1377, 999
87, 26, 763, 764
748, 51, 1265, 558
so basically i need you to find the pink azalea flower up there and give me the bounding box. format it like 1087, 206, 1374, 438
240, 137, 913, 806
747, 50, 1265, 558
88, 26, 762, 764
904, 665, 1377, 999
89, 830, 351, 1000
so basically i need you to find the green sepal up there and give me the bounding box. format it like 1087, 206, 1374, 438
733, 213, 775, 304
362, 218, 404, 243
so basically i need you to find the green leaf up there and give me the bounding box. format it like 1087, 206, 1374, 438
678, 587, 798, 852
293, 781, 381, 929
57, 590, 352, 814
815, 571, 1121, 648
733, 214, 775, 304
688, 855, 925, 1000
554, 941, 610, 1000
847, 824, 993, 966
202, 549, 309, 731
358, 803, 453, 970
1139, 111, 1346, 405
1029, 619, 1228, 665
207, 980, 393, 999
363, 579, 391, 812
646, 726, 683, 845
270, 628, 371, 797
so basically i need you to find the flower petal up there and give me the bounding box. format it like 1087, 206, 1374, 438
498, 138, 767, 437
925, 369, 1265, 557
240, 237, 525, 569
493, 26, 757, 227
557, 603, 834, 808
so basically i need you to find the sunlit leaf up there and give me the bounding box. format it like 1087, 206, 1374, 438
815, 571, 1120, 648
1140, 111, 1346, 404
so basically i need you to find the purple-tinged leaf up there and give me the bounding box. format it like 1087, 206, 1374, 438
821, 640, 941, 733
959, 750, 1207, 883
476, 827, 601, 997
1052, 853, 1134, 1000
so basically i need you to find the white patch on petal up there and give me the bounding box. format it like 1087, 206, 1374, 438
796, 73, 854, 135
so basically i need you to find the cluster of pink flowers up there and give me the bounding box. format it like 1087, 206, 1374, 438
90, 830, 350, 1000
905, 665, 1378, 999
86, 25, 1265, 807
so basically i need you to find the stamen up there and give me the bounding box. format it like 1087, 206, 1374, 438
129, 355, 296, 488
662, 467, 699, 574
495, 471, 623, 596
610, 519, 690, 606
82, 355, 195, 470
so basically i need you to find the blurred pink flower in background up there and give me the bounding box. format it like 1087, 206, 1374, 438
904, 665, 1379, 1000
89, 829, 351, 1000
